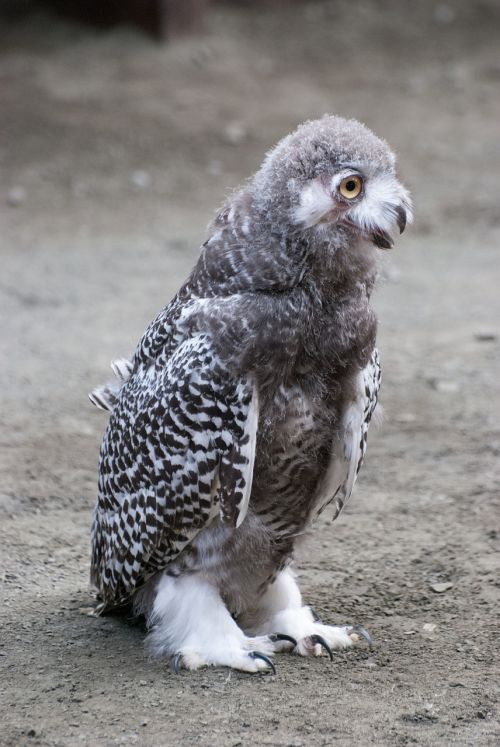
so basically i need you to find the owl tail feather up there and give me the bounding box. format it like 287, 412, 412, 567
110, 357, 133, 382
88, 383, 119, 412
88, 357, 133, 412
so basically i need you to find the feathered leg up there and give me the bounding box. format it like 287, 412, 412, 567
146, 572, 276, 672
239, 567, 372, 657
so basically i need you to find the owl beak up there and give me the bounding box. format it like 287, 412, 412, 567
396, 205, 407, 234
371, 205, 407, 249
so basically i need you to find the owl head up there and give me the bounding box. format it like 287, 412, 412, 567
253, 115, 412, 249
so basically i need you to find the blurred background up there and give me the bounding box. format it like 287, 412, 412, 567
1, 1, 499, 745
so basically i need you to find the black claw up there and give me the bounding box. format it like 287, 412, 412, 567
249, 651, 276, 674
269, 633, 297, 647
347, 624, 373, 648
310, 634, 333, 661
172, 653, 183, 674
310, 607, 322, 623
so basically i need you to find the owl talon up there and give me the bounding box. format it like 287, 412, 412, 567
172, 653, 183, 674
310, 634, 333, 661
249, 651, 276, 674
347, 624, 373, 648
310, 607, 322, 623
269, 633, 297, 648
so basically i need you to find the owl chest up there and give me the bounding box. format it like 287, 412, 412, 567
251, 385, 337, 525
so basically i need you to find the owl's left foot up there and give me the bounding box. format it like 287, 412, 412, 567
266, 610, 372, 657
293, 621, 372, 657
240, 568, 373, 659
248, 609, 372, 658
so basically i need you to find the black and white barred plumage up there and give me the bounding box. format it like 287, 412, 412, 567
90, 115, 411, 671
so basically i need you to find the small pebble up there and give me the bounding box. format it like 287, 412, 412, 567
422, 623, 437, 633
430, 582, 454, 593
421, 623, 438, 640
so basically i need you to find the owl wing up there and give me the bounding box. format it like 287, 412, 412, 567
315, 349, 381, 520
91, 333, 258, 611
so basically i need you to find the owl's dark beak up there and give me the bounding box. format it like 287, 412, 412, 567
396, 205, 407, 234
371, 205, 407, 249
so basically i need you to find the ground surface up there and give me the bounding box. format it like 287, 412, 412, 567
1, 1, 499, 745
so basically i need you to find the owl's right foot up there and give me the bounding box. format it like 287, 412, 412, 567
170, 642, 276, 673
146, 572, 277, 673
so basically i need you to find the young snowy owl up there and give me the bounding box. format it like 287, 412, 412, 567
89, 115, 412, 673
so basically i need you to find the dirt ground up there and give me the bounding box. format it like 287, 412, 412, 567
1, 1, 499, 745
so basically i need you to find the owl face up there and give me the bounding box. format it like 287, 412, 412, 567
292, 163, 412, 249
255, 115, 412, 250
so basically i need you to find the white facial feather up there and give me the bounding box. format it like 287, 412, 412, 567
347, 172, 413, 236
292, 180, 334, 228
292, 171, 413, 238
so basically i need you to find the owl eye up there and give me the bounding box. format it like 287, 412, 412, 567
339, 175, 363, 199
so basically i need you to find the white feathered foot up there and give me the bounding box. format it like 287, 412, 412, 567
239, 568, 372, 659
146, 574, 279, 673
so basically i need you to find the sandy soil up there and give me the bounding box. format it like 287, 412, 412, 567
1, 1, 499, 745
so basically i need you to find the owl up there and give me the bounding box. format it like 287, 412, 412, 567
89, 115, 412, 672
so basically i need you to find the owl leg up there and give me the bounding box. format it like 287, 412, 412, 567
240, 567, 371, 657
145, 572, 276, 673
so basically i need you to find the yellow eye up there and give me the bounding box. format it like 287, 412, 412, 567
339, 175, 363, 199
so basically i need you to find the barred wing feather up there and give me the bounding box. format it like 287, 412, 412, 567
315, 350, 381, 520
91, 334, 258, 610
